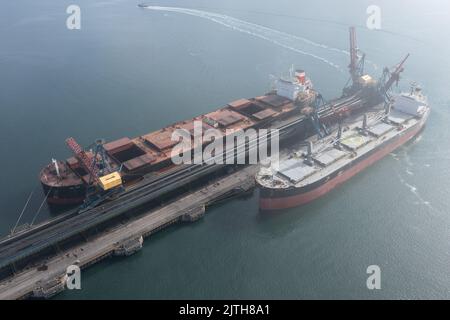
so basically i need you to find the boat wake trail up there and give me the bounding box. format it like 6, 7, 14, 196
391, 145, 438, 215
396, 172, 436, 214
143, 5, 347, 73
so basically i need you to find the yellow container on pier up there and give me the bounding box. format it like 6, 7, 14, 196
99, 172, 122, 190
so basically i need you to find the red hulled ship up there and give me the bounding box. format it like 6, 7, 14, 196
256, 86, 430, 211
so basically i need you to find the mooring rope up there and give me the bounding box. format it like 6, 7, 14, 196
11, 189, 35, 234
30, 187, 52, 226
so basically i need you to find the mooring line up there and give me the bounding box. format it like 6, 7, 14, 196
31, 187, 52, 226
11, 190, 34, 234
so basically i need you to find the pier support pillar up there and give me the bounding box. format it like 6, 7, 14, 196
32, 276, 65, 299
181, 205, 206, 223
113, 236, 144, 256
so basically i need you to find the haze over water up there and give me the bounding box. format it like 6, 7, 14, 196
0, 0, 449, 299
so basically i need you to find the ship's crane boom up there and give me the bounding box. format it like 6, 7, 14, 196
379, 54, 410, 98
65, 137, 99, 183
344, 27, 366, 94
349, 26, 359, 83
311, 94, 330, 138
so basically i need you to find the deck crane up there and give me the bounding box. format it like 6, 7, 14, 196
65, 137, 123, 211
89, 139, 114, 178
65, 137, 100, 184
349, 26, 366, 84
309, 94, 330, 138
343, 27, 366, 95
378, 54, 410, 101
378, 54, 410, 115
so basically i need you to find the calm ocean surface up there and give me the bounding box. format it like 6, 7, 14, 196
0, 0, 449, 299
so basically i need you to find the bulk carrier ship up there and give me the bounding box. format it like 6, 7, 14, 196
40, 71, 319, 206
39, 27, 407, 211
256, 84, 430, 210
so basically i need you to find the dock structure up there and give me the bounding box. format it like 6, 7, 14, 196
0, 166, 257, 300
0, 112, 310, 277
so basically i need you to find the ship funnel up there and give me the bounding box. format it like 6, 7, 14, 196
295, 69, 306, 85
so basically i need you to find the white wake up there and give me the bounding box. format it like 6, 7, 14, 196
143, 5, 347, 72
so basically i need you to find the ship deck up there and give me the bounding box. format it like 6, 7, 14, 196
256, 105, 427, 190
67, 94, 296, 176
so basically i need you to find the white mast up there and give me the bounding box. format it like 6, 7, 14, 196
52, 158, 60, 177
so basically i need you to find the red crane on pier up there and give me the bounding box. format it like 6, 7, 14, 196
65, 137, 100, 184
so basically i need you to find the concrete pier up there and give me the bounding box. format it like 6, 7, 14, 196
113, 236, 144, 256
0, 166, 257, 299
181, 206, 206, 223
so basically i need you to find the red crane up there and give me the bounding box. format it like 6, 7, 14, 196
65, 137, 99, 183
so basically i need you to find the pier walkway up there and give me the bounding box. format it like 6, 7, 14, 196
0, 166, 257, 299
